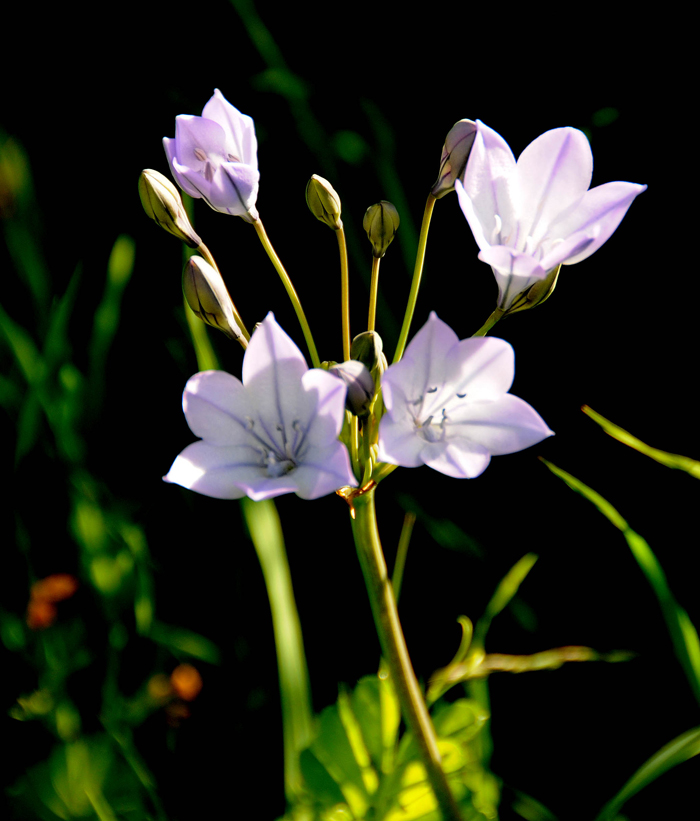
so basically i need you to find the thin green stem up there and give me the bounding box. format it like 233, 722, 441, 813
392, 194, 436, 364
253, 218, 321, 368
472, 307, 504, 337
351, 488, 462, 821
337, 227, 351, 361
197, 241, 250, 342
368, 256, 381, 332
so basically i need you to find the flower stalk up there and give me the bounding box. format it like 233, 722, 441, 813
350, 487, 463, 821
337, 226, 351, 362
392, 193, 436, 364
253, 218, 321, 368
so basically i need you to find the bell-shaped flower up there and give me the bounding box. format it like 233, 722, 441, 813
456, 121, 646, 312
377, 313, 553, 478
163, 89, 259, 222
164, 313, 357, 500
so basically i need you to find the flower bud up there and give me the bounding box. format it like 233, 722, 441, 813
329, 360, 375, 417
351, 331, 383, 373
504, 264, 561, 316
431, 120, 477, 199
182, 256, 242, 340
305, 175, 343, 230
139, 169, 202, 248
363, 201, 400, 258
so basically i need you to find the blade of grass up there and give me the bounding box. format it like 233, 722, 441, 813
583, 406, 700, 479
595, 726, 700, 821
541, 458, 700, 707
241, 498, 314, 801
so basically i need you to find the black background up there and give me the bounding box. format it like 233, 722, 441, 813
2, 2, 696, 819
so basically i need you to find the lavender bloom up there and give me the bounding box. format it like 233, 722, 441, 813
456, 121, 646, 311
164, 314, 357, 500
377, 313, 553, 478
163, 89, 259, 222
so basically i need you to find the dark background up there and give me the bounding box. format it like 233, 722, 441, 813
3, 2, 695, 819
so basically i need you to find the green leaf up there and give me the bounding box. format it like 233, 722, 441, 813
583, 406, 700, 479
541, 459, 700, 707
595, 726, 700, 821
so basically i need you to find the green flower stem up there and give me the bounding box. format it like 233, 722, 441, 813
368, 256, 381, 332
351, 488, 462, 821
242, 498, 314, 801
253, 218, 321, 368
337, 226, 351, 362
196, 241, 250, 342
472, 307, 505, 337
392, 193, 436, 364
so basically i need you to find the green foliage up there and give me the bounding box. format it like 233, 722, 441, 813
285, 675, 498, 821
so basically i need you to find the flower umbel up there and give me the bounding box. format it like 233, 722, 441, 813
164, 314, 357, 500
163, 89, 260, 222
456, 121, 646, 312
377, 313, 553, 478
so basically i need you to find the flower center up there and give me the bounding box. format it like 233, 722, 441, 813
416, 410, 448, 443
263, 450, 296, 478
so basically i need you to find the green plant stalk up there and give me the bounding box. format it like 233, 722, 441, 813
337, 226, 351, 362
392, 194, 435, 364
472, 307, 504, 337
350, 487, 462, 821
368, 256, 381, 333
241, 498, 314, 801
254, 218, 321, 368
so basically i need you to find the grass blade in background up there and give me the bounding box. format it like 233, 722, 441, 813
541, 459, 700, 707
583, 406, 700, 479
241, 497, 314, 801
595, 726, 700, 821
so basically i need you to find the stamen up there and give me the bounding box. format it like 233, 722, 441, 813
194, 148, 207, 162
427, 387, 438, 394
227, 153, 241, 162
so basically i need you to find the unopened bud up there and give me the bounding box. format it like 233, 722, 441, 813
431, 120, 477, 199
139, 169, 202, 248
363, 201, 399, 258
183, 257, 242, 340
505, 264, 562, 316
351, 331, 383, 373
329, 360, 375, 417
306, 175, 343, 230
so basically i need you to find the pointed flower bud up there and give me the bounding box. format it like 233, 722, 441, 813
306, 175, 343, 230
363, 201, 400, 258
182, 256, 241, 340
139, 169, 202, 248
431, 120, 477, 199
351, 331, 383, 373
329, 360, 375, 417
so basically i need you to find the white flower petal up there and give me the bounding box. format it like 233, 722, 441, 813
548, 181, 647, 265
182, 370, 255, 445
447, 395, 554, 455
461, 121, 518, 246
164, 441, 260, 499
421, 441, 491, 479
515, 127, 593, 242
444, 336, 516, 400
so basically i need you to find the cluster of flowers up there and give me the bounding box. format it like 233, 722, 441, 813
157, 90, 644, 502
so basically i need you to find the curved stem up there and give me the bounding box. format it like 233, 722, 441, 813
253, 218, 321, 368
472, 307, 504, 337
368, 256, 381, 332
351, 488, 462, 821
392, 193, 436, 364
336, 227, 351, 361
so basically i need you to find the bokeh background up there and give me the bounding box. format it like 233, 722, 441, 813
2, 2, 695, 819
